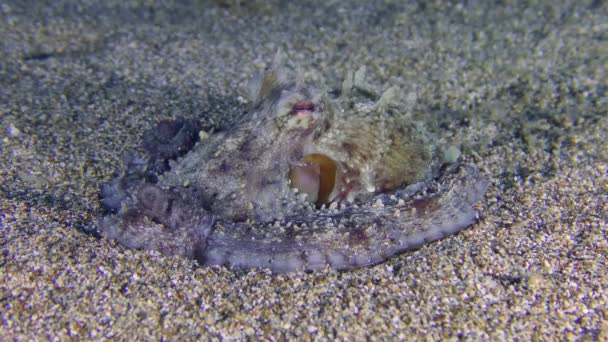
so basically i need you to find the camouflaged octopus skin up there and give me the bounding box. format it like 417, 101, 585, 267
99, 53, 488, 273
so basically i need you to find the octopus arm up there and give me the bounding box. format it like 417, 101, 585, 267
199, 166, 488, 273
99, 183, 216, 259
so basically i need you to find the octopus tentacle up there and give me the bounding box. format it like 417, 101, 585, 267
199, 166, 487, 273
100, 183, 215, 258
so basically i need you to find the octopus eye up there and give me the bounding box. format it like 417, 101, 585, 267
289, 153, 337, 207
289, 100, 315, 115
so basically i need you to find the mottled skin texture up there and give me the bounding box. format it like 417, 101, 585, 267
99, 55, 488, 273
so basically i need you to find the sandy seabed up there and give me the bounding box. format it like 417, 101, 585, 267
1, 0, 607, 340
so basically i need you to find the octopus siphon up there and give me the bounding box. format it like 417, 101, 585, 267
99, 52, 488, 273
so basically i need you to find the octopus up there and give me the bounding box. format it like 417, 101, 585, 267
99, 52, 488, 273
